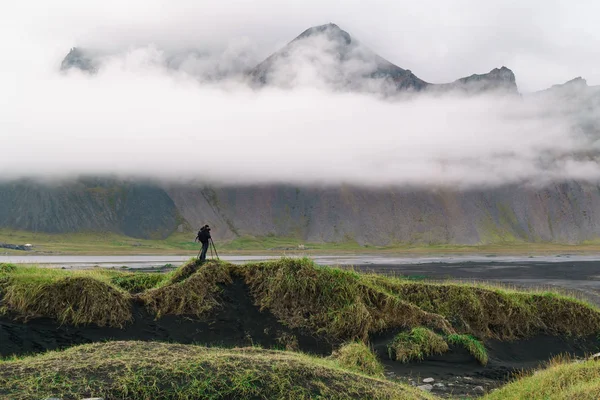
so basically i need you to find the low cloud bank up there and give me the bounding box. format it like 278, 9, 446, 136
2, 2, 600, 188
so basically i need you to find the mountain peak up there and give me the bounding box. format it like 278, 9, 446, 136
442, 66, 518, 94
294, 23, 351, 45
60, 47, 97, 73
551, 76, 588, 89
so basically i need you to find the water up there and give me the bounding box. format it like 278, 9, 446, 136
1, 253, 599, 269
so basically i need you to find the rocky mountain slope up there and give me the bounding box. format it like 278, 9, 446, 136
1, 178, 599, 244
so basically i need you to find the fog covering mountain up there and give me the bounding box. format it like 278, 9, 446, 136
61, 24, 518, 94
4, 24, 600, 244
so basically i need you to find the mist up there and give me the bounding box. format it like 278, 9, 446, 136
2, 0, 600, 188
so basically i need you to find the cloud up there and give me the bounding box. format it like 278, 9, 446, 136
1, 0, 600, 188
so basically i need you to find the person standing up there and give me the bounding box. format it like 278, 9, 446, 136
195, 225, 211, 262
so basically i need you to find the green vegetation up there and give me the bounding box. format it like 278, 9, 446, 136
484, 357, 600, 400
447, 334, 488, 365
140, 261, 232, 318
1, 258, 599, 343
367, 274, 600, 339
110, 272, 169, 293
4, 228, 600, 255
330, 342, 384, 377
0, 266, 133, 327
0, 341, 433, 400
387, 327, 449, 363
243, 258, 453, 341
0, 263, 17, 273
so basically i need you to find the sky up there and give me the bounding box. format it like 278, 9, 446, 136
1, 0, 600, 187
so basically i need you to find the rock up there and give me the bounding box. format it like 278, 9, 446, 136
463, 376, 473, 381
448, 383, 454, 386
417, 384, 433, 392
422, 377, 435, 383
474, 386, 485, 393
589, 352, 600, 361
81, 398, 104, 400
433, 383, 445, 387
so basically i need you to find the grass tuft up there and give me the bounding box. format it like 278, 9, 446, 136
330, 342, 384, 377
388, 327, 449, 363
110, 272, 168, 293
0, 263, 17, 274
447, 334, 488, 365
0, 341, 434, 400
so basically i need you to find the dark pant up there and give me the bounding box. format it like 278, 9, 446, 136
199, 241, 209, 261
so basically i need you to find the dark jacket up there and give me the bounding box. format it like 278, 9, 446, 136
197, 229, 211, 244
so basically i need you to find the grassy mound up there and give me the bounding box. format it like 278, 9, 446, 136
0, 341, 433, 400
242, 258, 453, 341
2, 258, 599, 343
484, 357, 600, 400
330, 342, 384, 376
387, 327, 449, 363
0, 266, 132, 327
368, 274, 600, 339
447, 334, 488, 365
139, 261, 233, 318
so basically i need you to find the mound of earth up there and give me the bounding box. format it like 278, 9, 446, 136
0, 341, 433, 400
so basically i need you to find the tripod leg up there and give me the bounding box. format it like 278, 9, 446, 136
211, 239, 219, 259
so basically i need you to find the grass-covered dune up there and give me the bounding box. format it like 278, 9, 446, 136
1, 258, 599, 343
485, 356, 600, 400
0, 341, 433, 400
2, 341, 599, 400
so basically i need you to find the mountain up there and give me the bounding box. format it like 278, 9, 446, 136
61, 47, 98, 73
9, 25, 594, 245
249, 23, 429, 92
432, 66, 518, 94
59, 23, 518, 95
2, 178, 600, 245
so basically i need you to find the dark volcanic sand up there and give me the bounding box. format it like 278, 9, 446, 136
0, 280, 331, 358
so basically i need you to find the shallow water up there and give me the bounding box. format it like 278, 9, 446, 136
1, 253, 600, 269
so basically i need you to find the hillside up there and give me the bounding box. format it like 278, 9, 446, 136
1, 179, 600, 245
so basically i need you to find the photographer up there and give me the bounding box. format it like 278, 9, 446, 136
195, 224, 212, 262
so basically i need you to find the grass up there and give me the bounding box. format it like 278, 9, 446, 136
139, 261, 233, 318
4, 228, 600, 255
366, 273, 600, 339
483, 356, 600, 400
447, 334, 488, 365
0, 341, 434, 400
330, 342, 385, 377
241, 258, 453, 341
1, 258, 599, 344
387, 327, 449, 363
109, 272, 169, 293
0, 265, 133, 327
